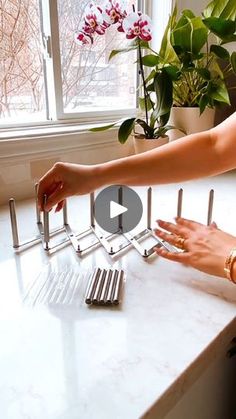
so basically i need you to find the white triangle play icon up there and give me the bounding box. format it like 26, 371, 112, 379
110, 201, 128, 219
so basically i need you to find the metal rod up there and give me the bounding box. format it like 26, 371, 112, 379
118, 187, 123, 231
113, 270, 124, 304
177, 188, 183, 218
147, 187, 152, 230
99, 269, 112, 304
43, 194, 50, 250
207, 189, 214, 226
63, 200, 68, 225
85, 268, 101, 304
34, 183, 41, 224
106, 270, 118, 304
90, 192, 95, 227
9, 198, 19, 248
92, 269, 107, 304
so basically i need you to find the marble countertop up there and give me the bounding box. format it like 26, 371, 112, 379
0, 173, 236, 419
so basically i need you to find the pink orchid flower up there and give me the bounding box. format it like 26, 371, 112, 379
123, 12, 152, 41
104, 0, 127, 31
75, 31, 93, 46
82, 3, 108, 36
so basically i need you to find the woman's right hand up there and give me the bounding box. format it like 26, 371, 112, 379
37, 162, 100, 212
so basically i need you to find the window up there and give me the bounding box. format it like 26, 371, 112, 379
0, 0, 46, 124
0, 0, 172, 127
57, 0, 138, 116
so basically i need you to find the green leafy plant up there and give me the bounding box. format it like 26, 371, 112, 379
156, 0, 236, 113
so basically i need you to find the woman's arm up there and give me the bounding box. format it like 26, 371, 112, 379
97, 112, 236, 186
38, 112, 236, 211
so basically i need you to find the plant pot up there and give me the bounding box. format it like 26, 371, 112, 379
168, 107, 216, 141
133, 135, 169, 154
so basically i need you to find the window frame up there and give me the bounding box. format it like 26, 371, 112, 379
0, 0, 172, 131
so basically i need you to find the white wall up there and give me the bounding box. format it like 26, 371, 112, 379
176, 0, 208, 15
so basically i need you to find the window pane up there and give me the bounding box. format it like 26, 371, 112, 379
57, 0, 137, 114
0, 0, 45, 124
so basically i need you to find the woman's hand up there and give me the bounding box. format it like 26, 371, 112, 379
154, 217, 236, 279
37, 162, 100, 212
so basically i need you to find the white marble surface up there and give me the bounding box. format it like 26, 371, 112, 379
0, 173, 236, 419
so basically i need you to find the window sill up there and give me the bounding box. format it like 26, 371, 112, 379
0, 124, 120, 163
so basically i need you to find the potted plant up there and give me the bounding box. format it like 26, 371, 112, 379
157, 0, 236, 139
75, 1, 182, 153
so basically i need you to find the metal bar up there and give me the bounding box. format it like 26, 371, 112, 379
99, 269, 112, 304
9, 198, 19, 248
177, 188, 183, 218
207, 189, 214, 226
85, 268, 101, 304
118, 186, 123, 231
91, 226, 117, 255
123, 231, 148, 257
43, 194, 50, 250
63, 200, 68, 225
92, 269, 107, 304
147, 187, 152, 230
64, 224, 81, 252
149, 230, 177, 252
113, 270, 124, 304
90, 192, 95, 227
34, 183, 41, 224
106, 270, 118, 304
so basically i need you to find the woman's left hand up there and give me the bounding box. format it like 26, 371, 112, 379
154, 217, 236, 279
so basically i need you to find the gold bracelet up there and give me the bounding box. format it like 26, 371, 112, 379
224, 247, 236, 283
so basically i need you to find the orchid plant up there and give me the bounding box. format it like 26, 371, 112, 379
75, 1, 176, 143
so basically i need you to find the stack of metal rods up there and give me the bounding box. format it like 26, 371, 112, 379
85, 268, 124, 305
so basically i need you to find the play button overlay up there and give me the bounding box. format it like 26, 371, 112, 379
110, 201, 128, 218
94, 185, 143, 234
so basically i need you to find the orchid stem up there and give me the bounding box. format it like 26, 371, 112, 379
138, 39, 149, 125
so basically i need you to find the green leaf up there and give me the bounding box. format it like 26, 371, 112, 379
175, 9, 196, 31
164, 65, 180, 81
109, 46, 138, 60
203, 0, 236, 20
172, 17, 208, 54
146, 82, 155, 92
182, 9, 196, 19
208, 81, 230, 104
135, 119, 154, 138
159, 4, 180, 65
141, 54, 160, 67
139, 96, 154, 111
153, 69, 173, 118
221, 34, 236, 43
90, 122, 118, 132
118, 118, 136, 144
231, 51, 236, 74
145, 69, 157, 83
199, 95, 209, 114
203, 17, 236, 39
196, 68, 211, 80
210, 44, 230, 60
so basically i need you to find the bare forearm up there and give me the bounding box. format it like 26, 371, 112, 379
95, 130, 222, 187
